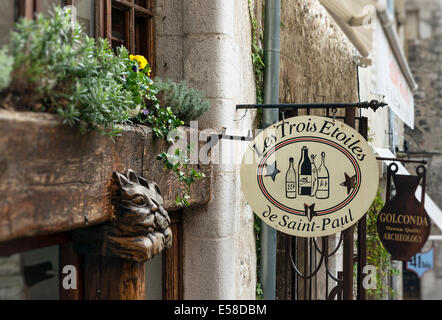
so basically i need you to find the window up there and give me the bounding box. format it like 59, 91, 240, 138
10, 1, 94, 37
98, 0, 155, 73
5, 1, 155, 71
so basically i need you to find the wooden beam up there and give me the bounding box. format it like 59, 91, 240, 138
84, 255, 145, 300
163, 211, 183, 300
95, 0, 105, 38
114, 0, 153, 17
0, 232, 71, 256
17, 0, 35, 19
59, 242, 84, 300
104, 0, 112, 43
129, 8, 135, 53
0, 110, 212, 244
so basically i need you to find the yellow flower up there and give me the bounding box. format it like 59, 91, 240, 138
130, 54, 148, 70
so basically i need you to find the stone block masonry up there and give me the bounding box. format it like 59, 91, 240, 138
155, 0, 257, 299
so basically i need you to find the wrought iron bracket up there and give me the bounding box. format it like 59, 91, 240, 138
236, 100, 388, 112
206, 128, 253, 143
376, 157, 427, 165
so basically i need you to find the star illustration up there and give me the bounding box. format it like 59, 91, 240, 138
304, 203, 316, 222
340, 172, 357, 194
264, 161, 280, 182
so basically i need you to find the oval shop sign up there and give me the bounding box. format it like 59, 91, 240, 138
240, 116, 379, 237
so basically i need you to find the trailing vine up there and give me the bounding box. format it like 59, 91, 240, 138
365, 187, 400, 299
248, 0, 265, 106
157, 147, 205, 207
139, 100, 206, 208
248, 0, 265, 300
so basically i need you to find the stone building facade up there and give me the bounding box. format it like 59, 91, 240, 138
0, 0, 429, 301
404, 0, 442, 300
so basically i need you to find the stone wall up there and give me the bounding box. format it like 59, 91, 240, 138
405, 0, 442, 210
155, 0, 257, 299
0, 255, 24, 299
279, 0, 358, 106
405, 0, 442, 300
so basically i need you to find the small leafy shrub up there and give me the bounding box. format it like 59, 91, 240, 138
9, 6, 157, 135
139, 105, 184, 140
366, 187, 400, 299
3, 5, 206, 206
0, 47, 13, 91
154, 77, 211, 123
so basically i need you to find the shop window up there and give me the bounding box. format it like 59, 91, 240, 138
145, 208, 184, 300
21, 245, 60, 300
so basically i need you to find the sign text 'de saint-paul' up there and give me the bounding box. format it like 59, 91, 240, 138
240, 116, 379, 237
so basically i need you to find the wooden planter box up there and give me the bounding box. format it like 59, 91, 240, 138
0, 110, 212, 244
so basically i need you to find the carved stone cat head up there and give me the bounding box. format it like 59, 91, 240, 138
108, 169, 172, 262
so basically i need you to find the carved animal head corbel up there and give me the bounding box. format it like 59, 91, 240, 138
73, 170, 172, 263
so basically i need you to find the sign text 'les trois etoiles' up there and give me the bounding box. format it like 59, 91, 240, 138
240, 116, 379, 237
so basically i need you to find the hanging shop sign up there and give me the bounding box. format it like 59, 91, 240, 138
377, 164, 431, 261
406, 247, 434, 278
240, 115, 379, 237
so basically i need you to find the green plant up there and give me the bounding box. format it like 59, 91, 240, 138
137, 92, 205, 207
248, 0, 265, 299
9, 6, 157, 135
154, 77, 211, 123
248, 0, 265, 105
140, 105, 184, 140
136, 96, 206, 207
3, 6, 205, 206
254, 214, 263, 300
157, 147, 205, 207
0, 47, 13, 91
366, 187, 400, 299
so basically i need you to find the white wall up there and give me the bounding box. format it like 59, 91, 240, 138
155, 0, 257, 299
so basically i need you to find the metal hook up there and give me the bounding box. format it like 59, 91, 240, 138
332, 108, 337, 122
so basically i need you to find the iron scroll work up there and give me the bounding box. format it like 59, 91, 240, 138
74, 169, 172, 263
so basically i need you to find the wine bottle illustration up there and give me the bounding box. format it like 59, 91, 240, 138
316, 152, 330, 199
298, 146, 312, 196
310, 154, 318, 197
285, 157, 297, 199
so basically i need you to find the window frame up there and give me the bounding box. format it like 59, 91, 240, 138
97, 0, 155, 75
16, 0, 156, 74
